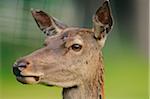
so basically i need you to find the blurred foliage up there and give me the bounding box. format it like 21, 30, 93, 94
0, 0, 148, 99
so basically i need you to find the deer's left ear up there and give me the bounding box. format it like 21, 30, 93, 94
31, 9, 67, 36
93, 0, 113, 47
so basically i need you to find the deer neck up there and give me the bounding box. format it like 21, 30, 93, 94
62, 65, 104, 99
63, 84, 97, 99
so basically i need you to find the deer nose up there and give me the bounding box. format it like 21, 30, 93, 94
13, 60, 30, 76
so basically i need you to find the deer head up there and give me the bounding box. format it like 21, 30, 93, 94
13, 0, 113, 99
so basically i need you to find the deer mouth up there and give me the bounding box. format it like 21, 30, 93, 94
16, 75, 41, 84
13, 66, 44, 84
14, 71, 44, 84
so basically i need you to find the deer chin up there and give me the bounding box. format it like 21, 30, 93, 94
16, 76, 40, 84
16, 72, 44, 84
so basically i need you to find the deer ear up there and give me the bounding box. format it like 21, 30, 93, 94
93, 0, 113, 47
31, 9, 67, 36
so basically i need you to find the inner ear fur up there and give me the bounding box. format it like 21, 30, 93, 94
93, 0, 113, 38
93, 0, 113, 47
31, 9, 67, 36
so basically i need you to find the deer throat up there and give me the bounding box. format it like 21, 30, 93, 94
62, 55, 104, 99
62, 74, 104, 99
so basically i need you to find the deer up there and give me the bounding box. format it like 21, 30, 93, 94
13, 0, 113, 99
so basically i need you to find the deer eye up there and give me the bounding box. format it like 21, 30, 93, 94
71, 44, 82, 52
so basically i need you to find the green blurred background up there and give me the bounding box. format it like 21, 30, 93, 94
0, 0, 148, 99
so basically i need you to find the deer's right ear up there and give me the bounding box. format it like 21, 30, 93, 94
93, 0, 113, 47
31, 9, 67, 36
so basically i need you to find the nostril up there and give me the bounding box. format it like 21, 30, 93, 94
17, 62, 27, 68
13, 60, 31, 72
13, 61, 30, 76
13, 66, 21, 76
26, 62, 30, 65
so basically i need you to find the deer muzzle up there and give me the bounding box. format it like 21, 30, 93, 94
13, 59, 44, 84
